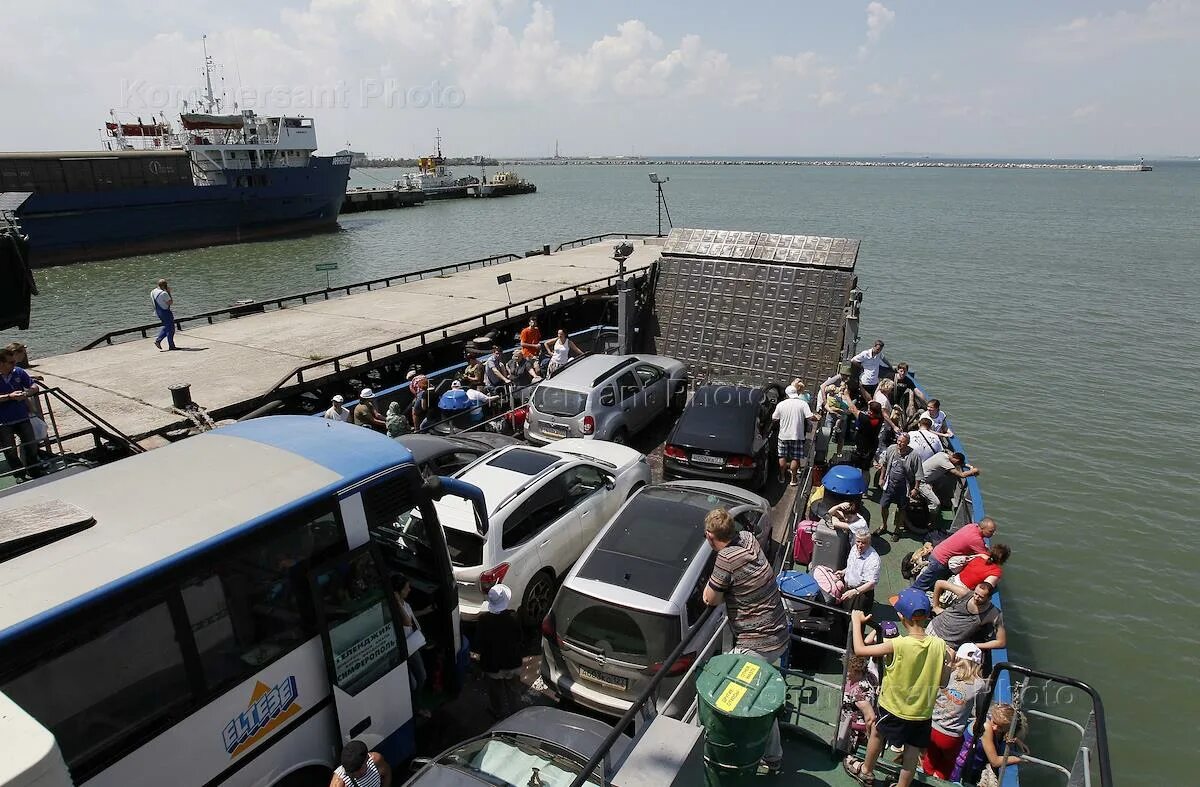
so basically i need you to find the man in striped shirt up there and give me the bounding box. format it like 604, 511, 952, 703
703, 508, 789, 774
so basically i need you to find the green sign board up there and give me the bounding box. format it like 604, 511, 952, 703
314, 262, 339, 271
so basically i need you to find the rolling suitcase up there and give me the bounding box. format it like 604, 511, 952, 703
810, 519, 850, 572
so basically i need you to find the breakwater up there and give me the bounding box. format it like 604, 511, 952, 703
504, 157, 1152, 172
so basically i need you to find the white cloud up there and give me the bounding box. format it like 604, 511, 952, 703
1071, 103, 1099, 120
860, 2, 896, 56
1027, 0, 1200, 62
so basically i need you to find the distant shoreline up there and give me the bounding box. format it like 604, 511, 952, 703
496, 157, 1153, 172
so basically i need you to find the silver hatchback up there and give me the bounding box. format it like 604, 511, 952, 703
524, 354, 688, 446
539, 481, 772, 718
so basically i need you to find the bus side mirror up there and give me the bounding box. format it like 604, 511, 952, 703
427, 476, 490, 536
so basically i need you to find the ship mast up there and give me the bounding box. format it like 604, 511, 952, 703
201, 35, 220, 113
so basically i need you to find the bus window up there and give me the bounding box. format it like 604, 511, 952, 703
180, 508, 343, 695
1, 601, 192, 775
311, 549, 403, 696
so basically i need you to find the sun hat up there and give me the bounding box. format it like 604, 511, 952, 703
332, 394, 344, 403
784, 385, 799, 398
485, 584, 512, 614
359, 388, 375, 400
956, 643, 984, 663
892, 587, 932, 621
451, 380, 462, 389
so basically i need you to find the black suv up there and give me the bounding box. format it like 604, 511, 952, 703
662, 383, 777, 489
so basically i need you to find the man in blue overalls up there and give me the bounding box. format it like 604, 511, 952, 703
151, 278, 177, 350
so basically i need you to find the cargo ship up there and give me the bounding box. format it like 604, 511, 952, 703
0, 47, 350, 268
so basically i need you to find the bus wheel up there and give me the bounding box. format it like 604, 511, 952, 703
521, 570, 557, 626
274, 765, 332, 787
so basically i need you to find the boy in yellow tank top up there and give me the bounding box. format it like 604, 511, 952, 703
846, 588, 948, 787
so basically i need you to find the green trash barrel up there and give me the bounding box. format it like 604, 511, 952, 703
696, 653, 786, 773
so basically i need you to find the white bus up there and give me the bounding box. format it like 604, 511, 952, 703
0, 416, 485, 787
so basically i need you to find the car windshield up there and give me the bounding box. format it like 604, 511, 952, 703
532, 386, 588, 417
437, 733, 600, 786
556, 587, 680, 665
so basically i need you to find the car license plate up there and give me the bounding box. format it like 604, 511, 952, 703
577, 666, 628, 691
691, 453, 725, 466
542, 424, 568, 439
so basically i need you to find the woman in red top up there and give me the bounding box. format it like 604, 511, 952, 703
956, 543, 1011, 589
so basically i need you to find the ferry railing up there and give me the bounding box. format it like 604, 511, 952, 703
79, 252, 524, 349
553, 232, 657, 252
0, 385, 142, 485
263, 269, 648, 398
973, 664, 1113, 787
310, 326, 617, 432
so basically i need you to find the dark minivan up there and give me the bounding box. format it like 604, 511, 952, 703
662, 383, 775, 489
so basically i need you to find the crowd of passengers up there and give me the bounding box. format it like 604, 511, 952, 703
793, 339, 1022, 786
320, 316, 583, 436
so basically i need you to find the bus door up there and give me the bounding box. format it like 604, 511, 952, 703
308, 545, 412, 754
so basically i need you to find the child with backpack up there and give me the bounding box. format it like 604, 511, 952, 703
846, 588, 948, 787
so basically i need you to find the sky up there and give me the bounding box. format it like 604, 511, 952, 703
1, 0, 1197, 158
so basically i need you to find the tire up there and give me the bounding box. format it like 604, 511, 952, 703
521, 570, 557, 627
626, 482, 645, 501
609, 427, 630, 446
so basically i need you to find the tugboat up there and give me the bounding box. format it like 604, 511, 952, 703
396, 130, 479, 199
0, 37, 351, 268
468, 169, 538, 197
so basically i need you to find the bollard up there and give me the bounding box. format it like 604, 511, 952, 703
169, 383, 194, 410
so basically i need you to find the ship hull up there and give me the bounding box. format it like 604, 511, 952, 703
17, 157, 350, 268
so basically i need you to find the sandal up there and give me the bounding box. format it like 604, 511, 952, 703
843, 756, 873, 785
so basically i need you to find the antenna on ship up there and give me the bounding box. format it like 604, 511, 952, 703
435, 128, 443, 159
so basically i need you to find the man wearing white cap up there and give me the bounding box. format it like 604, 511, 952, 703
352, 388, 386, 431
323, 394, 351, 422
472, 585, 524, 718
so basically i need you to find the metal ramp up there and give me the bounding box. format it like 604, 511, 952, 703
645, 228, 861, 391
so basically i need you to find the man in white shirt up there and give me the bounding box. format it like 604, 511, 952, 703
150, 278, 177, 351
458, 379, 498, 423
772, 380, 818, 487
907, 416, 946, 463
838, 532, 880, 611
924, 399, 952, 436
323, 394, 351, 422
850, 339, 885, 394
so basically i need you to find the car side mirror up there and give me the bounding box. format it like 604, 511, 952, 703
600, 390, 616, 407
604, 475, 616, 491
408, 757, 432, 775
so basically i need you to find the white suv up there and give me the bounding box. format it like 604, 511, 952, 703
432, 439, 650, 625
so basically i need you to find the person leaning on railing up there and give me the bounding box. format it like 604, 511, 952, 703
0, 346, 43, 480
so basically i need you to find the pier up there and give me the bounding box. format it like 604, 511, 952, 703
32, 235, 660, 446
340, 186, 426, 213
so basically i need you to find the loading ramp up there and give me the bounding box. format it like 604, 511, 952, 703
644, 228, 862, 392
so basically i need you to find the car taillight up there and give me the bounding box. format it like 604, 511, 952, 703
651, 651, 697, 677
727, 455, 756, 468
663, 444, 686, 459
582, 415, 595, 435
479, 563, 510, 593
541, 613, 559, 642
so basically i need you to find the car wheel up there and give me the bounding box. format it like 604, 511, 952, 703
610, 427, 630, 446
626, 482, 645, 500
521, 570, 557, 627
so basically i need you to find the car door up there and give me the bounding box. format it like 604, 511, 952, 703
559, 463, 611, 553
500, 473, 574, 588
613, 370, 646, 433
308, 545, 411, 750
633, 364, 669, 421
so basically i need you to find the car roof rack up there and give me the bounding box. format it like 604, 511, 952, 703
592, 357, 638, 387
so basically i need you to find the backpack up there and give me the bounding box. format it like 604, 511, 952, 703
901, 542, 935, 580
792, 519, 817, 565
812, 565, 845, 602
